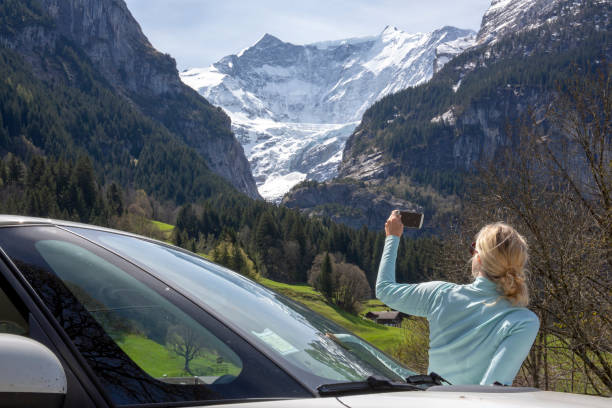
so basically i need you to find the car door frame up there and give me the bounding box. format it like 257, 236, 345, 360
0, 241, 113, 407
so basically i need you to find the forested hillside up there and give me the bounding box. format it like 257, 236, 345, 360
0, 0, 443, 306
0, 47, 234, 205
0, 150, 441, 313
0, 0, 259, 199
344, 1, 610, 190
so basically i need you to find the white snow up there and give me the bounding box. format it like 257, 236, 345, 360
181, 67, 226, 90
431, 108, 456, 125
436, 34, 476, 55
452, 79, 462, 92
312, 35, 376, 50
258, 172, 307, 202
181, 26, 475, 201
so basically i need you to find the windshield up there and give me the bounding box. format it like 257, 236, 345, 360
68, 227, 417, 389
0, 226, 311, 405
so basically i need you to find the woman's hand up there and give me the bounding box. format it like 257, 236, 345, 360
385, 210, 404, 237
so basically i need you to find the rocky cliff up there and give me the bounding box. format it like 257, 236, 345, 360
284, 0, 610, 230
1, 0, 260, 199
339, 0, 610, 179
282, 180, 421, 231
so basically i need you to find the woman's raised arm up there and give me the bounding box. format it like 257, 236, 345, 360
375, 232, 451, 318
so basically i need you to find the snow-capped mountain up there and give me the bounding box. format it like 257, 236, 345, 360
475, 0, 605, 46
181, 26, 475, 201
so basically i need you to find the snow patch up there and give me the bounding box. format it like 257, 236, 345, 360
436, 33, 476, 55
180, 67, 226, 90
452, 79, 462, 92
258, 172, 307, 203
311, 35, 376, 50
431, 108, 456, 125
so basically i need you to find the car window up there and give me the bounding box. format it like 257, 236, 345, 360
0, 286, 28, 336
0, 226, 310, 405
68, 226, 417, 389
34, 239, 243, 385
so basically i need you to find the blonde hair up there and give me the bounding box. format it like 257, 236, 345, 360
472, 222, 530, 307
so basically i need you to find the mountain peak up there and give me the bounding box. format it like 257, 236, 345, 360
379, 25, 408, 42
254, 33, 284, 48
182, 24, 480, 200
382, 25, 399, 33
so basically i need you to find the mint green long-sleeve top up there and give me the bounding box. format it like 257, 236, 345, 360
376, 235, 539, 385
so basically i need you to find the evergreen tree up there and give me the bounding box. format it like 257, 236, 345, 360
69, 155, 98, 221
106, 182, 124, 216
319, 252, 334, 299
6, 153, 24, 185
230, 244, 244, 273
73, 156, 97, 208
176, 204, 199, 239
26, 156, 45, 189
0, 157, 6, 186
218, 243, 230, 267
369, 233, 385, 286
254, 212, 279, 252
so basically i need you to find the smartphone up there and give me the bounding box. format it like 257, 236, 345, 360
400, 211, 424, 229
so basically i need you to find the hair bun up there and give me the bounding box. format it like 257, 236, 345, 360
500, 273, 517, 294
474, 222, 530, 306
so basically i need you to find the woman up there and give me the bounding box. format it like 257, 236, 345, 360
377, 211, 539, 385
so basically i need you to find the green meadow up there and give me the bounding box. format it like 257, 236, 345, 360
116, 334, 240, 379
150, 220, 175, 241
256, 277, 408, 355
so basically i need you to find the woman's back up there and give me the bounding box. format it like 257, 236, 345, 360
376, 225, 539, 385
424, 277, 538, 384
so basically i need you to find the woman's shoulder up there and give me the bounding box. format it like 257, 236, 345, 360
422, 280, 458, 293
506, 307, 540, 330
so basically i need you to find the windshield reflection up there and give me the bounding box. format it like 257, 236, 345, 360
69, 227, 415, 388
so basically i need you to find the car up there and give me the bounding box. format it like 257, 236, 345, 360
0, 215, 608, 408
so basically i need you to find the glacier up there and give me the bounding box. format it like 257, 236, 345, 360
181, 25, 475, 201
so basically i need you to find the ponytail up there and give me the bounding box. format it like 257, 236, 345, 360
473, 223, 530, 307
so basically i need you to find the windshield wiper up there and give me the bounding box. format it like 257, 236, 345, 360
318, 376, 423, 396
406, 372, 452, 387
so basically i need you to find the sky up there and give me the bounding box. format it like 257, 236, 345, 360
124, 0, 493, 71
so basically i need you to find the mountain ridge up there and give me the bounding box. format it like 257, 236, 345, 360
0, 0, 260, 202
343, 0, 610, 175
181, 25, 476, 201
284, 0, 610, 230
1, 0, 260, 199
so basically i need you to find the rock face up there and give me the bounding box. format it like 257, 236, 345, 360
339, 0, 611, 180
2, 0, 260, 199
282, 181, 420, 231
285, 0, 610, 230
181, 26, 475, 201
476, 0, 566, 46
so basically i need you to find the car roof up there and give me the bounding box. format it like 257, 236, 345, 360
0, 214, 166, 246
0, 214, 103, 228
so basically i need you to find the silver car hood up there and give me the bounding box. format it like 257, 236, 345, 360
204, 388, 609, 408
339, 388, 610, 408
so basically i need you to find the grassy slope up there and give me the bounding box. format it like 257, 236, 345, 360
257, 278, 406, 354
150, 220, 174, 241
117, 334, 240, 378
